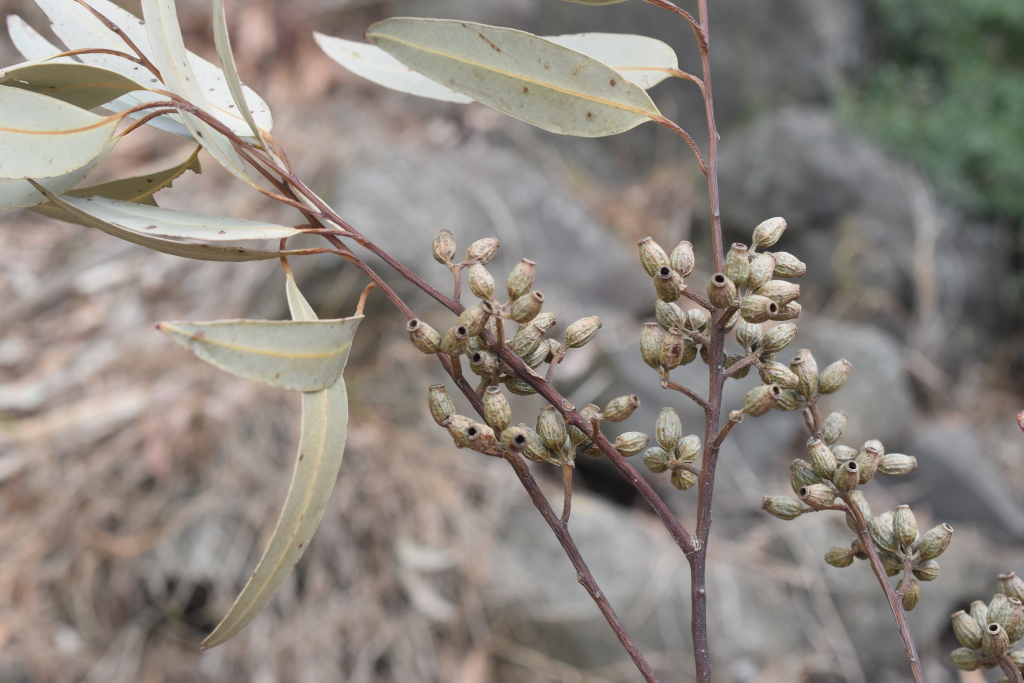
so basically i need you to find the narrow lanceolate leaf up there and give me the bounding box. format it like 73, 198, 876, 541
0, 140, 112, 210
6, 15, 74, 63
313, 33, 472, 103
0, 86, 120, 178
0, 59, 150, 109
202, 279, 360, 648
545, 33, 678, 90
157, 318, 360, 391
142, 0, 254, 185
30, 0, 273, 136
367, 18, 661, 137
30, 181, 326, 262
212, 0, 266, 146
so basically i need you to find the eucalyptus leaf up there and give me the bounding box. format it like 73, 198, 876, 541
0, 140, 113, 210
0, 86, 120, 179
202, 276, 359, 648
212, 0, 266, 147
29, 180, 326, 262
0, 59, 151, 109
6, 14, 75, 63
367, 18, 661, 137
546, 33, 679, 90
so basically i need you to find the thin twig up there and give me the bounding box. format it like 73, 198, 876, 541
669, 69, 705, 93
661, 379, 710, 413
70, 0, 162, 80
680, 288, 713, 311
997, 655, 1024, 683
652, 117, 708, 176
560, 463, 573, 526
640, 0, 707, 51
711, 410, 743, 449
724, 352, 759, 378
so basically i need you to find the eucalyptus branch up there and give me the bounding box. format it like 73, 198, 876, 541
71, 0, 162, 80
661, 379, 710, 413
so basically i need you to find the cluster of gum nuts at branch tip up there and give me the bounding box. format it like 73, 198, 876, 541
406, 230, 651, 468
950, 572, 1024, 678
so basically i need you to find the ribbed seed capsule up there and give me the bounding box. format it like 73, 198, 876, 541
676, 434, 701, 463
604, 395, 641, 422
912, 559, 940, 582
825, 546, 854, 568
442, 413, 478, 448
428, 385, 457, 426
660, 328, 690, 371
458, 303, 491, 337
502, 376, 538, 396
638, 237, 671, 277
724, 354, 751, 379
833, 459, 860, 492
502, 424, 548, 462
790, 349, 818, 397
508, 322, 546, 357
707, 273, 738, 309
989, 594, 1014, 630
850, 538, 868, 560
743, 384, 782, 417
970, 600, 989, 629
655, 266, 684, 302
520, 342, 550, 369
1000, 597, 1024, 643
642, 446, 672, 473
671, 469, 698, 490
537, 406, 567, 457
879, 453, 918, 476
531, 312, 557, 332
950, 647, 986, 671
775, 389, 802, 411
640, 323, 665, 370
655, 407, 683, 451
772, 302, 801, 321
756, 280, 801, 306
819, 359, 852, 394
833, 444, 858, 459
573, 404, 601, 450
894, 505, 918, 550
509, 291, 544, 323
855, 443, 883, 483
821, 410, 848, 445
981, 622, 1009, 657
918, 523, 954, 560
868, 512, 898, 553
746, 252, 777, 291
466, 237, 499, 264
762, 495, 805, 520
740, 294, 779, 323
655, 300, 688, 331
790, 459, 822, 494
879, 553, 902, 576
725, 309, 742, 333
482, 386, 511, 431
759, 361, 800, 390
615, 431, 649, 457
799, 484, 836, 509
467, 262, 495, 300
1011, 650, 1024, 671
565, 316, 602, 348
725, 243, 750, 285
469, 350, 500, 377
407, 318, 441, 354
807, 438, 838, 479
685, 309, 709, 334
735, 320, 763, 350
952, 610, 984, 649
997, 572, 1024, 602
440, 325, 471, 356
752, 216, 787, 248
760, 324, 798, 355
772, 251, 807, 278
670, 240, 695, 277
899, 577, 920, 611
432, 229, 457, 265
506, 259, 536, 300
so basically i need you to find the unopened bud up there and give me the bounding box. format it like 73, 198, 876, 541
950, 647, 986, 671
655, 407, 683, 451
762, 495, 805, 520
807, 438, 838, 479
432, 229, 457, 264
776, 389, 802, 411
894, 505, 918, 550
912, 559, 940, 582
855, 443, 883, 483
790, 459, 821, 494
760, 324, 798, 355
671, 468, 698, 491
537, 405, 568, 456
676, 434, 701, 463
506, 259, 536, 300
982, 622, 1010, 657
869, 512, 898, 553
735, 320, 763, 350
790, 349, 818, 396
670, 240, 695, 277
756, 280, 801, 306
655, 300, 687, 331
467, 262, 495, 300
725, 243, 750, 285
825, 545, 854, 568
640, 323, 665, 370
509, 291, 544, 323
428, 385, 457, 426
482, 385, 511, 431
997, 572, 1024, 603
502, 376, 538, 396
918, 523, 953, 560
759, 361, 799, 390
746, 252, 776, 290
971, 600, 989, 629
740, 294, 779, 323
655, 266, 684, 302
604, 395, 641, 422
743, 384, 782, 417
638, 237, 670, 277
753, 217, 787, 248
952, 610, 984, 650
821, 410, 847, 445
458, 303, 491, 337
832, 459, 860, 492
899, 577, 920, 611
469, 350, 500, 377
771, 251, 807, 278
615, 431, 649, 457
407, 318, 441, 354
798, 484, 836, 509
643, 446, 672, 473
466, 237, 499, 264
565, 316, 602, 348
440, 324, 471, 356
819, 359, 852, 394
707, 273, 738, 309
771, 301, 801, 321
878, 453, 917, 476
660, 328, 691, 371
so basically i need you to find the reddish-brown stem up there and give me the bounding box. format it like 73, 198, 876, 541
652, 116, 708, 175
560, 463, 573, 526
640, 0, 706, 51
998, 655, 1024, 683
710, 411, 743, 449
680, 287, 713, 311
71, 0, 162, 80
669, 69, 705, 93
450, 264, 462, 301
724, 352, 759, 378
661, 379, 710, 413
53, 47, 147, 66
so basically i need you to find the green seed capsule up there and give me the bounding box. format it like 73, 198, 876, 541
762, 495, 805, 520
997, 572, 1024, 602
878, 453, 918, 476
950, 646, 985, 671
537, 405, 568, 456
506, 258, 536, 300
565, 316, 602, 348
655, 300, 688, 331
466, 237, 499, 265
638, 237, 671, 277
440, 324, 471, 356
756, 280, 801, 306
743, 384, 782, 417
790, 459, 822, 494
1011, 649, 1024, 671
615, 431, 649, 457
482, 385, 511, 431
509, 322, 546, 358
821, 410, 848, 445
655, 407, 683, 451
752, 216, 787, 248
833, 444, 858, 459
642, 446, 672, 473
912, 559, 940, 582
894, 504, 918, 550
509, 291, 544, 323
604, 395, 641, 423
640, 322, 665, 370
725, 353, 751, 379
798, 484, 836, 509
759, 361, 799, 390
428, 384, 457, 426
832, 459, 860, 492
520, 342, 550, 369
442, 413, 477, 448
807, 438, 838, 479
775, 389, 803, 411
746, 252, 777, 291
502, 423, 548, 462
771, 251, 807, 278
819, 359, 853, 394
970, 600, 989, 630
725, 243, 750, 285
676, 434, 701, 463
723, 309, 741, 334
855, 443, 883, 483
685, 308, 709, 334
868, 512, 898, 553
654, 266, 684, 302
740, 294, 779, 324
825, 545, 854, 567
847, 490, 872, 530
771, 301, 801, 321
671, 468, 698, 491
469, 350, 500, 377
660, 328, 691, 371
735, 320, 763, 350
918, 523, 953, 560
707, 273, 738, 309
899, 577, 920, 611
790, 349, 818, 397
982, 622, 1009, 657
670, 240, 695, 277
467, 262, 495, 300
432, 229, 457, 265
407, 318, 442, 354
952, 610, 984, 649
502, 376, 538, 396
760, 324, 798, 355
879, 552, 902, 576
458, 303, 491, 337
1001, 597, 1024, 644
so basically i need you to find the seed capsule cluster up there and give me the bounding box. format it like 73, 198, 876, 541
636, 407, 703, 490
950, 572, 1024, 675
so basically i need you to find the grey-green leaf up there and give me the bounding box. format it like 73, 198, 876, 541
0, 85, 120, 178
0, 140, 113, 210
285, 270, 319, 322
0, 59, 145, 109
545, 33, 679, 90
212, 0, 266, 147
367, 18, 661, 137
66, 147, 201, 204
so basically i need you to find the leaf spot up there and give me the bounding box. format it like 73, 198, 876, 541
610, 79, 617, 86
143, 224, 157, 230
522, 87, 528, 93
219, 230, 226, 234
586, 112, 593, 118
